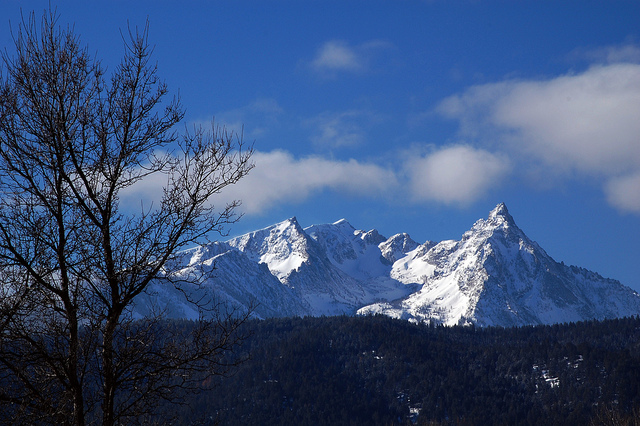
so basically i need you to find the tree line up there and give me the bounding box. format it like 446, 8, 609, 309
173, 314, 640, 425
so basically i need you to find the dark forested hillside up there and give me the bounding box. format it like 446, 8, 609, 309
155, 316, 640, 424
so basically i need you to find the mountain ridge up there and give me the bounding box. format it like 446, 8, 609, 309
143, 203, 640, 327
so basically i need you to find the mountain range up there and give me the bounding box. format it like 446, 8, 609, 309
139, 203, 640, 327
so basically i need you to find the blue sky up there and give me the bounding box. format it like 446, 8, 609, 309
2, 1, 640, 290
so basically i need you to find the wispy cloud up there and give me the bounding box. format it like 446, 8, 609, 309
304, 110, 383, 149
438, 61, 640, 213
197, 98, 285, 140
310, 39, 392, 76
571, 43, 640, 65
312, 40, 363, 72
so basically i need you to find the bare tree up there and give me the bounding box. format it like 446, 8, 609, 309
0, 9, 253, 426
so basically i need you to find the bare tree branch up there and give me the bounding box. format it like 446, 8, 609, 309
0, 9, 253, 426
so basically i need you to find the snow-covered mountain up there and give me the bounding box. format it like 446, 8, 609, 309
359, 203, 640, 326
142, 203, 640, 327
225, 217, 416, 316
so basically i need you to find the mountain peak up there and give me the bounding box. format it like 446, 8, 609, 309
489, 202, 508, 217
287, 216, 300, 226
488, 202, 515, 224
332, 218, 356, 231
271, 216, 304, 234
463, 202, 523, 246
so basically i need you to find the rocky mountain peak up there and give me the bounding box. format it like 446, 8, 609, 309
488, 202, 515, 225
464, 202, 522, 244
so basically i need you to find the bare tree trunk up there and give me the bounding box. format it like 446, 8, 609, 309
102, 317, 117, 426
69, 312, 86, 426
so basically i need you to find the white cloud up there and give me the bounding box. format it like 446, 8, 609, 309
605, 172, 640, 214
119, 170, 168, 212
312, 40, 362, 72
406, 145, 511, 206
310, 39, 392, 75
120, 146, 514, 216
230, 147, 511, 213
438, 62, 640, 213
495, 64, 640, 175
440, 63, 640, 175
119, 150, 398, 216
220, 150, 399, 214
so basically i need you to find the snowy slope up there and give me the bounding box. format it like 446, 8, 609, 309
227, 217, 310, 282
142, 203, 640, 327
135, 241, 308, 320
358, 203, 640, 326
225, 218, 377, 314
305, 220, 417, 306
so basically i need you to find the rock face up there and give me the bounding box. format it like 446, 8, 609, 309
140, 203, 640, 327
